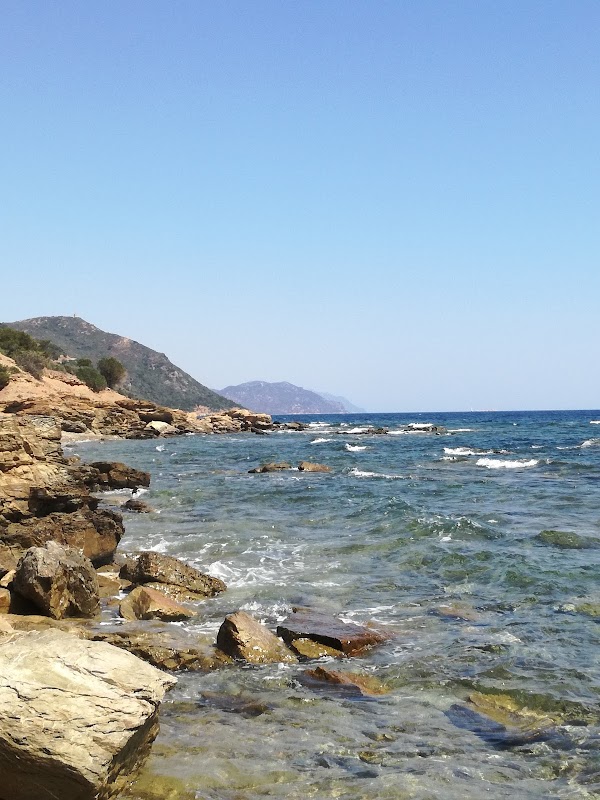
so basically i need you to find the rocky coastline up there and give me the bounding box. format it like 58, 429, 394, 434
0, 360, 393, 799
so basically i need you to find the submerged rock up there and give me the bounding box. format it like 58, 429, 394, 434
13, 541, 100, 619
216, 610, 297, 664
535, 529, 599, 549
0, 629, 176, 800
297, 461, 331, 473
301, 666, 390, 697
248, 462, 291, 473
277, 609, 389, 656
120, 551, 226, 597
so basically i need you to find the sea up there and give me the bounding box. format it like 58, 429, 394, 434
65, 410, 600, 800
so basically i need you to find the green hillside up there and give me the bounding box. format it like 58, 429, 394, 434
2, 317, 233, 412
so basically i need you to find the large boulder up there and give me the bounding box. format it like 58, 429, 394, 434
1, 508, 124, 566
216, 610, 297, 664
120, 551, 226, 597
277, 609, 389, 657
119, 585, 195, 622
0, 629, 176, 800
297, 461, 331, 473
88, 461, 151, 491
13, 541, 100, 619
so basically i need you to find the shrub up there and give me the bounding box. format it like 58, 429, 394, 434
75, 365, 107, 392
13, 350, 48, 379
0, 365, 11, 390
97, 356, 126, 389
0, 328, 40, 358
77, 358, 93, 367
37, 339, 63, 360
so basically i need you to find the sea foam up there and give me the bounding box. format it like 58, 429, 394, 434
476, 457, 539, 469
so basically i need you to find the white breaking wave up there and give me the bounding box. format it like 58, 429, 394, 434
581, 438, 600, 448
444, 447, 480, 456
346, 427, 370, 434
345, 443, 367, 451
311, 437, 334, 444
447, 428, 476, 433
590, 421, 600, 424
309, 421, 329, 427
476, 457, 539, 470
155, 444, 165, 451
350, 467, 404, 479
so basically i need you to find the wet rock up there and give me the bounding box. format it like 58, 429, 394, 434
123, 498, 155, 513
297, 461, 331, 473
216, 610, 297, 664
277, 609, 389, 656
143, 581, 217, 603
90, 624, 232, 672
145, 420, 178, 436
0, 628, 176, 800
301, 666, 389, 697
535, 529, 599, 549
120, 551, 226, 597
88, 461, 151, 491
13, 541, 100, 619
97, 571, 125, 599
119, 585, 196, 622
198, 690, 270, 717
248, 462, 291, 473
430, 602, 484, 622
288, 636, 345, 660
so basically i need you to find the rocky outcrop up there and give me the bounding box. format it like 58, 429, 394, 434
248, 462, 292, 474
13, 541, 100, 619
277, 609, 389, 657
0, 629, 176, 800
119, 585, 195, 622
0, 414, 124, 566
120, 551, 226, 598
216, 611, 297, 664
87, 461, 151, 491
297, 461, 331, 473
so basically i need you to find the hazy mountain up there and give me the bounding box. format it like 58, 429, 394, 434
219, 381, 349, 415
3, 316, 233, 412
317, 392, 366, 413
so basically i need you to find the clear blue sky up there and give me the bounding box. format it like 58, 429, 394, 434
1, 1, 598, 411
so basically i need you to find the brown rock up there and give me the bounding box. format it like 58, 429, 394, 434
288, 637, 346, 660
277, 609, 389, 656
302, 666, 389, 696
123, 498, 155, 513
248, 462, 291, 474
120, 551, 226, 597
90, 624, 233, 672
88, 461, 151, 490
0, 587, 10, 614
119, 585, 196, 622
216, 610, 297, 664
297, 461, 331, 473
13, 541, 100, 619
143, 581, 217, 603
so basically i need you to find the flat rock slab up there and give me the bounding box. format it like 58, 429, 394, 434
277, 610, 389, 656
0, 629, 176, 800
302, 666, 390, 697
217, 610, 297, 664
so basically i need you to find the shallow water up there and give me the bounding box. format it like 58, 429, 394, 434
68, 410, 600, 799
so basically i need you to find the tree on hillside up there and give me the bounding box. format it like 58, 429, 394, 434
0, 328, 39, 358
97, 357, 126, 389
75, 365, 107, 392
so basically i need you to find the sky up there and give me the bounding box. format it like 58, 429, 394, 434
1, 1, 598, 412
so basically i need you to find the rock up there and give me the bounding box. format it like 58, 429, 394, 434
89, 461, 151, 491
0, 548, 17, 577
89, 623, 233, 671
0, 617, 14, 635
277, 609, 389, 656
120, 551, 226, 597
216, 610, 297, 664
302, 666, 390, 696
2, 508, 124, 566
0, 628, 176, 800
119, 585, 196, 622
0, 569, 15, 588
535, 529, 598, 549
13, 541, 100, 619
123, 498, 155, 513
144, 420, 178, 436
288, 637, 345, 660
297, 461, 331, 473
143, 581, 218, 603
248, 462, 291, 473
0, 587, 10, 613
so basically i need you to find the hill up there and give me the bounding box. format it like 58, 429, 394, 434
2, 317, 232, 412
317, 392, 366, 413
219, 381, 349, 415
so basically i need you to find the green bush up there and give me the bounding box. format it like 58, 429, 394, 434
77, 358, 93, 367
0, 328, 40, 358
13, 350, 48, 379
97, 356, 126, 389
0, 365, 11, 390
75, 365, 107, 392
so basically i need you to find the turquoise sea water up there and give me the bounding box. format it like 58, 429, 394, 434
68, 410, 600, 799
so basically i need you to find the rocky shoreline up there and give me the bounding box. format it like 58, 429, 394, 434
0, 392, 389, 799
